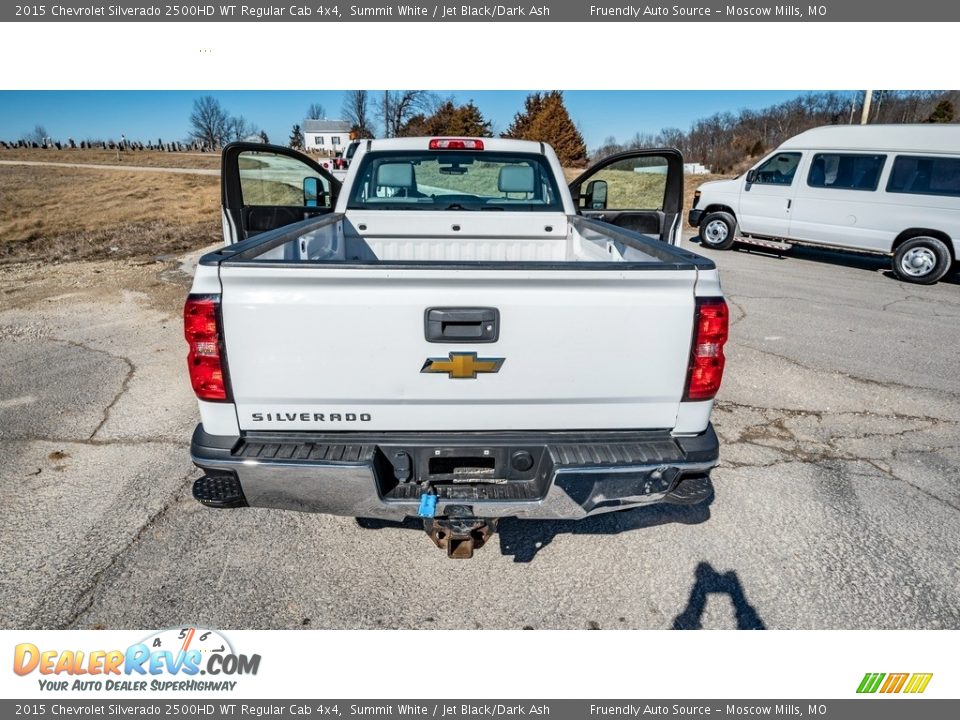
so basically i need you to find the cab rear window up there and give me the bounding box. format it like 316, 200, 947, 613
347, 151, 563, 211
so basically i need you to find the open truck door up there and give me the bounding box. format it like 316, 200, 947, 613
220, 142, 342, 244
569, 148, 684, 244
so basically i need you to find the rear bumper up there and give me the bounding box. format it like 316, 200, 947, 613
688, 208, 705, 227
190, 425, 719, 521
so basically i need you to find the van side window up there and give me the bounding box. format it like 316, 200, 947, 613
807, 153, 886, 191
887, 155, 960, 198
752, 152, 801, 185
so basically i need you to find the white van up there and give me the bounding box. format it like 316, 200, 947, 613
688, 125, 960, 284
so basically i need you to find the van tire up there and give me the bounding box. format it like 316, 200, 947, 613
892, 236, 952, 284
698, 212, 737, 250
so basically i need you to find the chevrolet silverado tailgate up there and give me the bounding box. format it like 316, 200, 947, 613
217, 265, 698, 432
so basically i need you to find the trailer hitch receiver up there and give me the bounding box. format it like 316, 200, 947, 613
424, 511, 498, 559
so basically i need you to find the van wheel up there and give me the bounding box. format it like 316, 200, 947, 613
892, 236, 952, 284
698, 212, 737, 250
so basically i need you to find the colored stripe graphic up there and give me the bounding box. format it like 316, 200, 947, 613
857, 673, 885, 693
904, 673, 933, 694
880, 673, 909, 693
857, 672, 932, 694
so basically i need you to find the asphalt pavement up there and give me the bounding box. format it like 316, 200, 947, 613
1, 237, 958, 630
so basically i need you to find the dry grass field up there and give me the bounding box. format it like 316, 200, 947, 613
0, 148, 734, 265
0, 148, 221, 169
0, 164, 220, 263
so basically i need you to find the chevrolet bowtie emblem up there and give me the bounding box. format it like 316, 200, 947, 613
421, 352, 505, 379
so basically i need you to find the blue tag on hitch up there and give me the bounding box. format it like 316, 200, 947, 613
418, 492, 437, 518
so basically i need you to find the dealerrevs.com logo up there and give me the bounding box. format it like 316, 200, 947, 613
13, 627, 260, 692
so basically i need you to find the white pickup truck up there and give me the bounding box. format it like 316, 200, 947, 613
186, 137, 728, 557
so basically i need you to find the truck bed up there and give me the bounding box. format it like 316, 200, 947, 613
206, 213, 708, 268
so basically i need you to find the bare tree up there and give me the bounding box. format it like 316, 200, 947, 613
342, 90, 374, 137
22, 124, 48, 145
376, 91, 436, 138
189, 96, 230, 149
228, 115, 260, 142
306, 103, 327, 120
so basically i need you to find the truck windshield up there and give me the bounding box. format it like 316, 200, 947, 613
347, 151, 564, 211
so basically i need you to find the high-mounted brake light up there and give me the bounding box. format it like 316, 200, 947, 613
184, 294, 230, 402
429, 138, 484, 150
683, 297, 729, 401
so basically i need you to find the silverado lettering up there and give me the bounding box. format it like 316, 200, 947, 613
250, 413, 372, 422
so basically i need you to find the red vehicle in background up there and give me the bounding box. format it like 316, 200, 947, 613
326, 140, 361, 181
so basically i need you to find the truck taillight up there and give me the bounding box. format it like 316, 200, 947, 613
429, 138, 484, 150
184, 294, 230, 402
683, 297, 728, 401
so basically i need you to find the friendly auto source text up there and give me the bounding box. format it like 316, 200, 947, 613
589, 5, 809, 16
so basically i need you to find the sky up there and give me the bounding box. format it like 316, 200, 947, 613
0, 90, 837, 150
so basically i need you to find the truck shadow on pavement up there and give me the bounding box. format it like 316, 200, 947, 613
356, 490, 714, 563
671, 561, 766, 630
355, 492, 714, 563
496, 496, 713, 563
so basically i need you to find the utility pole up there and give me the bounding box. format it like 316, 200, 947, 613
860, 90, 873, 125
383, 91, 390, 138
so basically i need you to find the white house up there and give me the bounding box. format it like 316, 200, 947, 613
303, 119, 352, 154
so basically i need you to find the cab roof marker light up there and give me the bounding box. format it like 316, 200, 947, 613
429, 138, 485, 150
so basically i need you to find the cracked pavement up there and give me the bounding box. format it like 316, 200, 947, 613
1, 238, 959, 630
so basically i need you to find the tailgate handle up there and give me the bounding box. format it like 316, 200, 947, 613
425, 307, 499, 343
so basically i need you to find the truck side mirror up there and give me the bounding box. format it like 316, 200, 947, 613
303, 176, 324, 207
745, 169, 758, 185
585, 179, 608, 210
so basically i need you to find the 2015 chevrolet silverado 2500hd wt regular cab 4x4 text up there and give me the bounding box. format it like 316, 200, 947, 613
186, 137, 728, 557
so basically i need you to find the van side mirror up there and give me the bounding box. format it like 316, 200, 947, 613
584, 179, 608, 210
303, 176, 324, 207
745, 169, 757, 185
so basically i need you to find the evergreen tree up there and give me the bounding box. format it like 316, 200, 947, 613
447, 100, 493, 137
503, 91, 586, 167
926, 100, 955, 123
288, 124, 304, 150
502, 93, 545, 139
399, 100, 493, 137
